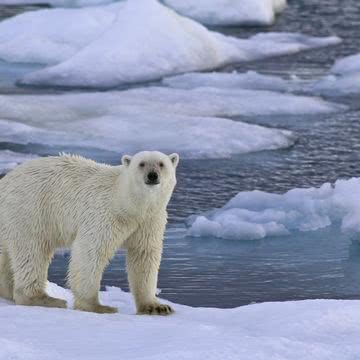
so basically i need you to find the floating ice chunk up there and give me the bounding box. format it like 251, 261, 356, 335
163, 71, 305, 92
187, 178, 360, 240
0, 113, 295, 159
0, 85, 342, 126
0, 0, 339, 87
307, 52, 360, 96
331, 53, 360, 75
163, 0, 286, 26
312, 73, 360, 96
0, 282, 360, 360
0, 150, 37, 174
0, 82, 344, 158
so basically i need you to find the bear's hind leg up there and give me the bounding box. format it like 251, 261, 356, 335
0, 250, 14, 301
11, 242, 67, 309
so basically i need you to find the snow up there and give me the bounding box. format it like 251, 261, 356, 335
0, 150, 37, 174
187, 178, 360, 240
0, 282, 359, 360
163, 0, 287, 26
0, 0, 340, 88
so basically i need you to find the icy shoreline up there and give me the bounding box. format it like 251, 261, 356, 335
0, 282, 359, 360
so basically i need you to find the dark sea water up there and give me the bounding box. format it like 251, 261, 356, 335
1, 0, 360, 308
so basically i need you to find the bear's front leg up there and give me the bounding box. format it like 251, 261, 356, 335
126, 245, 174, 316
69, 235, 118, 314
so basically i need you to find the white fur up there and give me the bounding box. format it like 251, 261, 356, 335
0, 151, 179, 314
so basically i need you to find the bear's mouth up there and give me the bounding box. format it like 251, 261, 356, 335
145, 180, 160, 186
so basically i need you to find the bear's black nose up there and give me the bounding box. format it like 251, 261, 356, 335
147, 171, 159, 184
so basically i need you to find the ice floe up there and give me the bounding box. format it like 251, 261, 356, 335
311, 52, 360, 96
0, 149, 37, 174
0, 0, 340, 87
0, 82, 346, 158
163, 0, 287, 26
0, 0, 286, 27
187, 178, 360, 240
0, 110, 295, 160
331, 53, 360, 75
0, 282, 360, 360
163, 70, 304, 92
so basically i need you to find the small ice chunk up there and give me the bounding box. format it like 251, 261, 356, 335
187, 179, 360, 240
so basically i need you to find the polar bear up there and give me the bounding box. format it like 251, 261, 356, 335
0, 151, 179, 315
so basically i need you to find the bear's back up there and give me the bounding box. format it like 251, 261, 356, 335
0, 155, 121, 235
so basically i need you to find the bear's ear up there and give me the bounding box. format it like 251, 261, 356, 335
121, 155, 132, 167
169, 153, 179, 168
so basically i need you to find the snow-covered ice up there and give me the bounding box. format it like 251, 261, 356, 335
0, 282, 359, 360
331, 53, 360, 75
0, 4, 118, 65
311, 52, 360, 96
163, 70, 304, 92
163, 0, 286, 26
0, 83, 345, 158
0, 0, 115, 5
0, 0, 340, 87
0, 115, 294, 159
312, 73, 360, 96
165, 67, 360, 98
0, 149, 37, 174
187, 178, 360, 240
0, 0, 287, 27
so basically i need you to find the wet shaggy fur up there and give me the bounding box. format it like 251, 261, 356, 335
0, 151, 179, 314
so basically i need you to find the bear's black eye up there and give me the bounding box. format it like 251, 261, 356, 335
159, 162, 164, 168
139, 162, 145, 168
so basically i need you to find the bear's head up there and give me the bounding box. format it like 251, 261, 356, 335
121, 151, 179, 200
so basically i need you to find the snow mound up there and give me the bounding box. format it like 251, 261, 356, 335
163, 0, 287, 26
0, 282, 359, 360
0, 0, 340, 88
187, 178, 360, 240
0, 150, 37, 174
